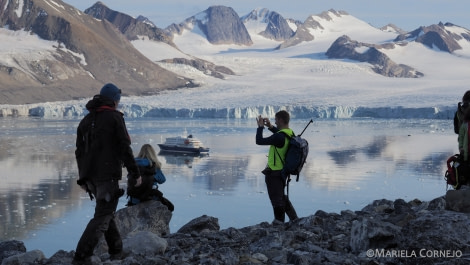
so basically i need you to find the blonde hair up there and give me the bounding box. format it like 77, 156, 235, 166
137, 144, 162, 169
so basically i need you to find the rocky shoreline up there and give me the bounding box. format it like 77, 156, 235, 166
2, 190, 470, 265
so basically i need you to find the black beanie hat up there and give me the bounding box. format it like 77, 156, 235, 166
100, 83, 121, 102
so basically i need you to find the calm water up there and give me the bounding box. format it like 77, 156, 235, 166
0, 117, 456, 257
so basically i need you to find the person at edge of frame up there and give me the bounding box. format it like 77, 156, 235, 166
454, 90, 470, 135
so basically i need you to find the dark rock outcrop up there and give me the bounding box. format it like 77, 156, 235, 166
177, 215, 220, 234
277, 12, 323, 49
260, 12, 294, 41
241, 8, 294, 41
445, 188, 470, 212
0, 241, 26, 262
200, 6, 253, 45
326, 35, 424, 78
115, 200, 172, 237
380, 23, 407, 34
3, 195, 470, 264
277, 24, 314, 49
159, 58, 235, 79
318, 9, 349, 21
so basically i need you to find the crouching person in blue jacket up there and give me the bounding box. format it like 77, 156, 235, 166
127, 144, 174, 212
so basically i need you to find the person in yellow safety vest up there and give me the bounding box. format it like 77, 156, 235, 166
256, 110, 298, 225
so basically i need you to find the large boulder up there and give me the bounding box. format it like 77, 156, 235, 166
94, 200, 172, 257
123, 231, 168, 257
115, 200, 172, 238
177, 215, 220, 234
350, 218, 402, 253
0, 241, 27, 264
445, 188, 470, 212
0, 250, 45, 265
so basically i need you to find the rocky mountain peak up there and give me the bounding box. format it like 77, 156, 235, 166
136, 15, 156, 27
395, 22, 469, 53
166, 5, 252, 46
261, 11, 294, 41
275, 9, 349, 50
380, 23, 406, 34
84, 2, 173, 45
199, 5, 253, 45
241, 8, 294, 41
240, 8, 271, 23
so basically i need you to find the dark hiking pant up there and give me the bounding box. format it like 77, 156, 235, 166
265, 169, 286, 208
74, 182, 122, 260
264, 169, 298, 222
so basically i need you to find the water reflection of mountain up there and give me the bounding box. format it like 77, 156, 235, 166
194, 155, 249, 192
0, 170, 81, 241
412, 152, 452, 176
158, 151, 209, 168
0, 135, 84, 242
323, 135, 453, 184
327, 136, 387, 166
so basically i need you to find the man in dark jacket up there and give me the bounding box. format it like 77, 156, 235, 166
73, 83, 142, 264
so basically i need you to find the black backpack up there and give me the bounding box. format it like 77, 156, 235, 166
276, 119, 312, 182
445, 154, 469, 190
127, 163, 156, 201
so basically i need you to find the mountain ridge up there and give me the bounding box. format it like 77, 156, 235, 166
0, 1, 469, 107
0, 0, 193, 104
84, 2, 236, 79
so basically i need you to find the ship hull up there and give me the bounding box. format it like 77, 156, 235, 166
157, 144, 210, 154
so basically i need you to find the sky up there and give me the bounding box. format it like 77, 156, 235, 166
62, 0, 470, 31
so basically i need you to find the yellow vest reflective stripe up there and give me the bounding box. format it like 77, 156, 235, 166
268, 128, 294, 170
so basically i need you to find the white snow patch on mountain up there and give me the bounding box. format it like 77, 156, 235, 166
0, 28, 58, 69
355, 47, 369, 54
445, 25, 470, 58
307, 11, 397, 44
287, 20, 298, 32
13, 0, 24, 18
131, 36, 190, 61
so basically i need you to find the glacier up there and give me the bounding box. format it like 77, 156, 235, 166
0, 101, 455, 120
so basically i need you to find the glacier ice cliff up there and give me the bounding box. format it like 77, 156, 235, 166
0, 102, 455, 120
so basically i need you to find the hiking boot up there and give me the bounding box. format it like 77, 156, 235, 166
272, 219, 284, 226
273, 206, 285, 223
285, 201, 298, 221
